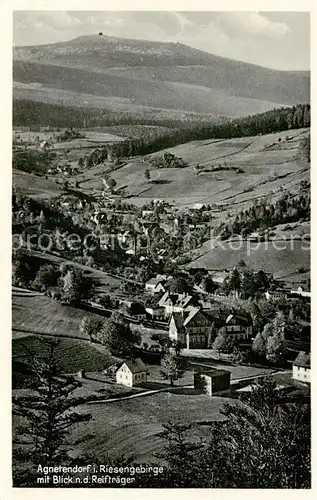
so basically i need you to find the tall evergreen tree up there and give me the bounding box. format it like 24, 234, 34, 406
12, 339, 92, 486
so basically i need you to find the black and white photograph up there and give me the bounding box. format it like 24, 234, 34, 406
10, 5, 311, 489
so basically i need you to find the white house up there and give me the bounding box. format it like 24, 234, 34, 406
293, 352, 310, 384
191, 203, 206, 211
145, 306, 165, 321
116, 359, 147, 388
39, 140, 51, 151
145, 276, 167, 294
290, 286, 311, 299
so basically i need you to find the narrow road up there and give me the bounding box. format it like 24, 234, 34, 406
86, 385, 192, 405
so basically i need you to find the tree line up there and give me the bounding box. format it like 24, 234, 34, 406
215, 187, 310, 239
13, 99, 217, 130
105, 103, 310, 160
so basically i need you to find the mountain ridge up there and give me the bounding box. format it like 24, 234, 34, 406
13, 34, 310, 120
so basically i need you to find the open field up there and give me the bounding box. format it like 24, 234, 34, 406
188, 239, 310, 276
13, 169, 64, 199
74, 128, 309, 213
12, 335, 120, 373
12, 291, 102, 340
71, 391, 228, 461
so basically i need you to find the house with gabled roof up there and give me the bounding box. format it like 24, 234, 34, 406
116, 359, 147, 388
159, 291, 194, 317
293, 352, 310, 384
191, 203, 206, 211
224, 311, 253, 340
169, 307, 216, 349
145, 275, 167, 294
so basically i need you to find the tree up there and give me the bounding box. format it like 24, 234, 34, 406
202, 275, 217, 294
299, 136, 310, 162
252, 322, 273, 358
62, 268, 94, 306
231, 346, 245, 364
12, 339, 92, 486
227, 269, 241, 296
241, 376, 282, 416
99, 294, 113, 309
144, 168, 150, 180
266, 312, 286, 364
160, 353, 186, 386
12, 253, 35, 287
169, 340, 183, 356
213, 328, 237, 354
98, 316, 139, 356
80, 315, 104, 342
153, 422, 205, 487
168, 275, 194, 295
149, 377, 310, 488
33, 264, 60, 292
107, 177, 117, 193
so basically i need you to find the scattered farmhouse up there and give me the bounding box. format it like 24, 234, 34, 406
208, 271, 229, 285
194, 369, 231, 396
169, 307, 216, 349
290, 286, 311, 299
39, 140, 51, 151
116, 359, 147, 388
293, 352, 311, 384
264, 288, 287, 300
224, 312, 253, 340
191, 203, 206, 212
145, 275, 167, 294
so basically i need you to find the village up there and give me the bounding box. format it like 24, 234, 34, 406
12, 125, 311, 404
9, 13, 312, 489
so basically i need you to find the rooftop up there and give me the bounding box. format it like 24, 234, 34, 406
118, 358, 147, 374
293, 352, 310, 369
195, 368, 231, 378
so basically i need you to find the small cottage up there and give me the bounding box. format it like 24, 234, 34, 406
116, 359, 147, 388
293, 352, 310, 384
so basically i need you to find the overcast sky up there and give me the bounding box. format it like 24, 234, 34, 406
13, 11, 310, 71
